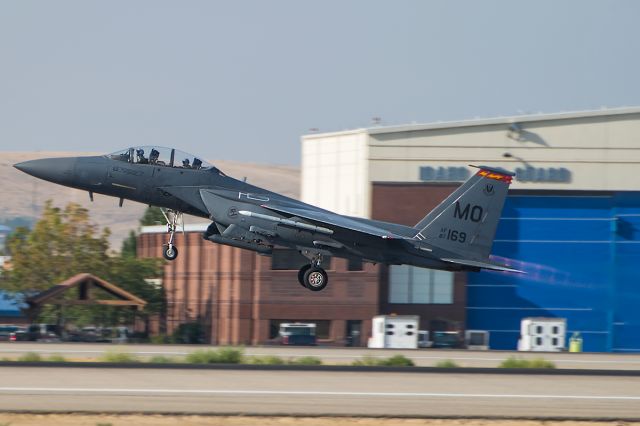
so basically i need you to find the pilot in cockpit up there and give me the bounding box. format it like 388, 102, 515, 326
182, 158, 191, 168
149, 149, 160, 164
192, 158, 202, 169
136, 149, 148, 164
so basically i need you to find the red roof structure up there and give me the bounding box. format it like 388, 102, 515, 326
26, 273, 146, 311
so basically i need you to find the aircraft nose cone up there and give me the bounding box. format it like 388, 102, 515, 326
14, 157, 76, 185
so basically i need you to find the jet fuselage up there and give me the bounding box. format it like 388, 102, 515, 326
15, 154, 449, 268
15, 148, 521, 292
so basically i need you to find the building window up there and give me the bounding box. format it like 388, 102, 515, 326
271, 249, 308, 270
388, 265, 454, 304
347, 258, 363, 271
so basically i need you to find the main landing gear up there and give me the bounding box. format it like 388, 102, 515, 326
160, 209, 183, 261
297, 256, 329, 292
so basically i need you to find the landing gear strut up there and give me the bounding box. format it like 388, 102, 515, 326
298, 255, 328, 291
160, 209, 183, 261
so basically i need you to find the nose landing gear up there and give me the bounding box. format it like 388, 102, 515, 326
161, 209, 183, 261
163, 244, 178, 261
297, 255, 328, 291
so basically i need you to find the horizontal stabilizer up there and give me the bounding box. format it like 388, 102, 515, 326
441, 258, 524, 274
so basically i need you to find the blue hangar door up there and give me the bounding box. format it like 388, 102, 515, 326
466, 192, 640, 353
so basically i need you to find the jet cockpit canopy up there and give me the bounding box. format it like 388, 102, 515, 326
107, 146, 223, 174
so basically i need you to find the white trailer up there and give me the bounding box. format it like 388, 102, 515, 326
518, 317, 566, 352
367, 315, 419, 349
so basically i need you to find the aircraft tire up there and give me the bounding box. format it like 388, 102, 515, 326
303, 267, 328, 292
297, 264, 312, 287
163, 245, 179, 261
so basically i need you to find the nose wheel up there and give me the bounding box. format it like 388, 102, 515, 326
163, 244, 179, 261
160, 209, 183, 261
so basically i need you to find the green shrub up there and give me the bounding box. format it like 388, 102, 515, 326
499, 356, 555, 369
527, 358, 556, 369
100, 350, 139, 363
249, 355, 285, 365
352, 355, 414, 367
18, 352, 42, 362
149, 335, 171, 344
186, 348, 243, 364
47, 354, 67, 362
351, 356, 381, 366
185, 350, 214, 364
215, 347, 243, 364
172, 322, 205, 344
380, 354, 415, 367
288, 356, 322, 366
435, 359, 459, 368
148, 355, 178, 364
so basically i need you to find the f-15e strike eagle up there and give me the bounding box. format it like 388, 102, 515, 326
14, 146, 522, 291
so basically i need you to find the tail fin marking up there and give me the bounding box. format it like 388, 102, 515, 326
414, 166, 513, 261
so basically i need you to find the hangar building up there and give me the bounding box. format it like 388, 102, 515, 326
138, 107, 640, 352
302, 107, 640, 352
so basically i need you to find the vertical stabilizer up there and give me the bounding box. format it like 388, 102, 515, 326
414, 166, 514, 260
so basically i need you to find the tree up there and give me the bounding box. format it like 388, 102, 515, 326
121, 230, 138, 258
2, 201, 163, 328
139, 206, 166, 226
120, 206, 166, 257
5, 201, 110, 293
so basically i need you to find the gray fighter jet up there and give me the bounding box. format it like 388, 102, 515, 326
14, 146, 522, 291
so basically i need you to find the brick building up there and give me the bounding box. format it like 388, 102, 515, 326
138, 227, 380, 345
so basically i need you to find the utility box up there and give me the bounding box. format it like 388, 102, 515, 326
368, 315, 419, 349
465, 330, 490, 350
518, 317, 566, 352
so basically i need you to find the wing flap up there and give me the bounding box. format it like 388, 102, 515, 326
441, 258, 524, 274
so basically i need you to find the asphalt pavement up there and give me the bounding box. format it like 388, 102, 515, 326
0, 366, 638, 418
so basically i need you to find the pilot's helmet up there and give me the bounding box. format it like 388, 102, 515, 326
136, 149, 145, 156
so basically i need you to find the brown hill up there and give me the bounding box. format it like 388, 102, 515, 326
0, 152, 300, 250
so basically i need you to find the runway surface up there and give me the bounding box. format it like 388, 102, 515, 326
2, 342, 640, 369
0, 366, 639, 418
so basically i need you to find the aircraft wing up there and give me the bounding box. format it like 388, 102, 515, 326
260, 204, 409, 240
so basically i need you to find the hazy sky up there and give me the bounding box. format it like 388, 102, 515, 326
1, 1, 639, 165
